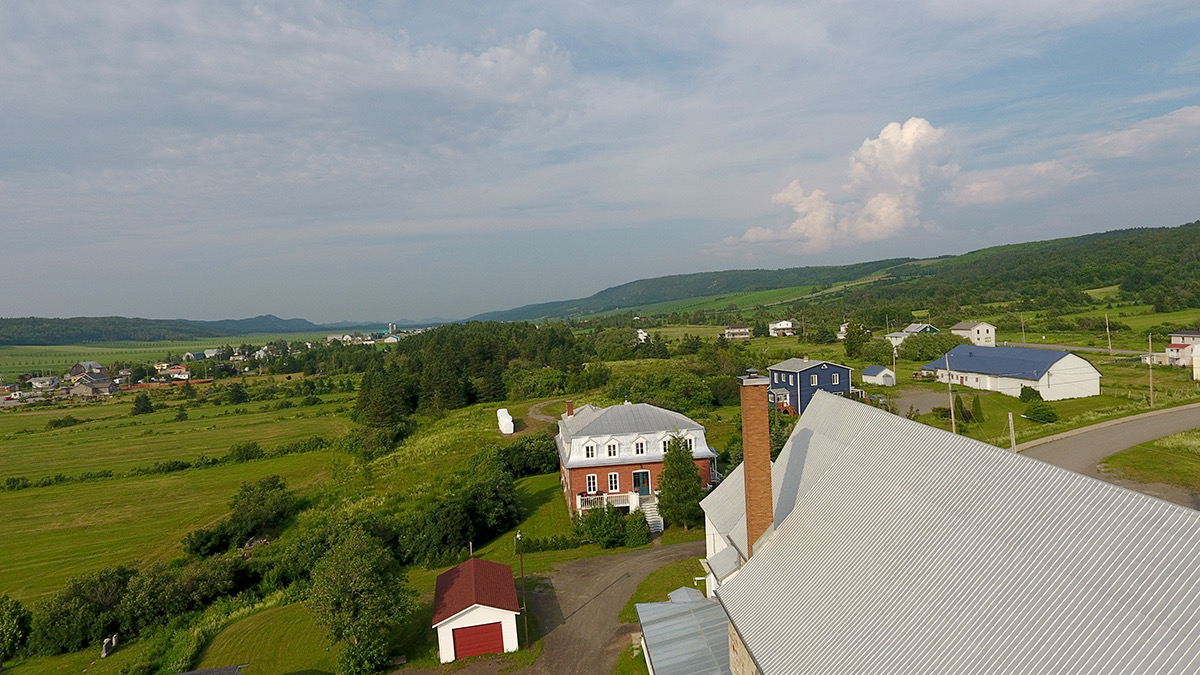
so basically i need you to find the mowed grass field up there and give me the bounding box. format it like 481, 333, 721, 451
0, 333, 332, 379
197, 603, 339, 674
0, 451, 340, 600
0, 392, 356, 479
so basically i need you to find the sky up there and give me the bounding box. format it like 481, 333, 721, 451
2, 1, 1199, 324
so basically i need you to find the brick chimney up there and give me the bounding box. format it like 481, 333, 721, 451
566, 400, 574, 417
740, 369, 773, 558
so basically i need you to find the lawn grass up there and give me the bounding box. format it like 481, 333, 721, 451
1102, 430, 1200, 492
618, 557, 705, 623
612, 642, 651, 675
196, 603, 339, 674
3, 632, 161, 675
0, 391, 356, 479
0, 451, 339, 600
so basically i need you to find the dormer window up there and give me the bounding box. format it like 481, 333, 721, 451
585, 444, 596, 458
635, 441, 645, 455
607, 442, 618, 457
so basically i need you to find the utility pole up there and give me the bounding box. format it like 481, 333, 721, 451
1020, 313, 1026, 344
1008, 412, 1017, 451
1105, 313, 1113, 356
516, 530, 529, 648
1149, 334, 1155, 408
946, 353, 956, 435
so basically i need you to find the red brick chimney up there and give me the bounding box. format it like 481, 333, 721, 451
566, 400, 574, 417
740, 369, 773, 558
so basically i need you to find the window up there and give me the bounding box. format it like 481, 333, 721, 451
810, 374, 818, 386
789, 374, 794, 385
607, 442, 618, 457
832, 373, 839, 385
663, 439, 670, 453
684, 437, 694, 451
635, 441, 645, 455
586, 474, 597, 493
585, 444, 596, 459
609, 473, 620, 492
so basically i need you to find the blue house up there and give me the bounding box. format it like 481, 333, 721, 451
766, 358, 853, 415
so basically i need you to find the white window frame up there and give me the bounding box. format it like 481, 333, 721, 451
810, 374, 818, 386
586, 474, 597, 493
635, 441, 645, 455
789, 374, 794, 385
585, 444, 596, 459
607, 442, 618, 457
684, 437, 694, 451
608, 472, 620, 492
662, 439, 670, 453
832, 373, 839, 385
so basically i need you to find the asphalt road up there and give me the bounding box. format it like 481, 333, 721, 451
998, 340, 1143, 355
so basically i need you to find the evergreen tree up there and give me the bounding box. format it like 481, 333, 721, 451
130, 392, 154, 416
954, 394, 968, 424
658, 436, 705, 530
971, 395, 985, 423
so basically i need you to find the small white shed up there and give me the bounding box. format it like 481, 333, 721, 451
433, 558, 521, 663
861, 366, 896, 387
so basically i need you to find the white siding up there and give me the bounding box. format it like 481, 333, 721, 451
436, 605, 519, 663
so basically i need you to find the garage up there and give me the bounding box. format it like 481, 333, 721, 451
452, 622, 505, 658
432, 557, 521, 663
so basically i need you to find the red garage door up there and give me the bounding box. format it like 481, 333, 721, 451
453, 622, 505, 659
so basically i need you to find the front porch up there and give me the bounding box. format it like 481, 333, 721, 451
576, 490, 658, 513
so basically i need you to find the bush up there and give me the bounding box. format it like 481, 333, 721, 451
0, 594, 32, 666
227, 441, 264, 463
27, 567, 135, 655
1019, 385, 1043, 403
579, 505, 626, 548
45, 415, 83, 430
3, 477, 30, 491
1024, 401, 1058, 424
496, 434, 558, 478
182, 526, 232, 557
625, 511, 652, 547
517, 534, 581, 554
174, 406, 189, 422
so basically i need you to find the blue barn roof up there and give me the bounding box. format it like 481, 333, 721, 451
922, 345, 1085, 381
861, 366, 891, 377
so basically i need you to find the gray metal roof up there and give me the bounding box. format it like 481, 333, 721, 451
715, 391, 1200, 674
560, 402, 702, 438
922, 344, 1098, 381
637, 587, 731, 675
860, 366, 891, 376
768, 358, 852, 374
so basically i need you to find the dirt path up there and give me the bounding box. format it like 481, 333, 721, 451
404, 539, 705, 675
525, 398, 567, 425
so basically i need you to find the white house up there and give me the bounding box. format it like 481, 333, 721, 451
885, 322, 938, 347
724, 325, 751, 340
768, 320, 795, 337
860, 366, 895, 386
557, 401, 717, 531
922, 345, 1100, 401
432, 558, 520, 664
1144, 330, 1200, 367
950, 321, 996, 347
681, 389, 1200, 675
637, 329, 650, 343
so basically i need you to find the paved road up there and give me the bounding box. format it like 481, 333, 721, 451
405, 539, 706, 675
998, 341, 1143, 356
1021, 403, 1200, 505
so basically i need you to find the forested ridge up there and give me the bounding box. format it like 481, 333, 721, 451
0, 315, 341, 345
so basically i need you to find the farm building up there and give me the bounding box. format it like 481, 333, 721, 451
433, 558, 520, 663
884, 323, 937, 347
768, 320, 795, 337
922, 345, 1099, 401
860, 366, 895, 386
685, 386, 1200, 674
766, 357, 853, 415
724, 325, 752, 340
950, 321, 996, 347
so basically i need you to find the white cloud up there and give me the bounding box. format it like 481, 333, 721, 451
728, 117, 955, 253
1080, 106, 1200, 159
948, 160, 1091, 206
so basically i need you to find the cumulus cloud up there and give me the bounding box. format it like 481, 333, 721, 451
947, 160, 1092, 206
728, 117, 956, 253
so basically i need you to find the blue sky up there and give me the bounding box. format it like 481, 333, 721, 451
2, 1, 1198, 323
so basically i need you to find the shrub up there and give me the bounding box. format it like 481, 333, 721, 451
1019, 385, 1043, 403
227, 441, 264, 463
0, 594, 32, 666
174, 407, 188, 422
3, 477, 30, 491
300, 395, 323, 407
45, 415, 82, 430
496, 434, 558, 478
27, 567, 135, 655
517, 534, 581, 554
1024, 401, 1058, 424
579, 505, 626, 548
625, 511, 652, 547
971, 395, 985, 423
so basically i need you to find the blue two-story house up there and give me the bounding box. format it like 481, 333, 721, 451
766, 357, 854, 415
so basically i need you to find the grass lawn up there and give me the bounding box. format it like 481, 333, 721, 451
618, 557, 706, 623
197, 603, 339, 674
0, 392, 356, 479
3, 633, 161, 675
0, 451, 339, 600
612, 643, 651, 675
1102, 430, 1200, 492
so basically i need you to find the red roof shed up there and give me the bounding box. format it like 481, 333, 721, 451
432, 558, 519, 626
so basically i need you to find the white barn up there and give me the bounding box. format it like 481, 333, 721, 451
950, 321, 996, 347
860, 366, 895, 387
922, 345, 1099, 401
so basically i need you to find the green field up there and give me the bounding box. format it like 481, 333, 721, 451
0, 333, 333, 379
618, 557, 705, 623
1102, 429, 1200, 493
620, 285, 817, 315
197, 603, 339, 674
0, 393, 356, 479
0, 451, 339, 600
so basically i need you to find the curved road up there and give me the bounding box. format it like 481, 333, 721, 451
1020, 402, 1200, 504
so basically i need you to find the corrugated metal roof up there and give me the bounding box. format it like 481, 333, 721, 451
561, 402, 703, 438
715, 391, 1200, 674
637, 587, 731, 675
921, 344, 1094, 381
769, 358, 852, 374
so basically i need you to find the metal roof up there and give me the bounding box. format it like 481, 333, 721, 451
637, 587, 731, 675
768, 358, 852, 374
560, 402, 703, 438
921, 344, 1096, 381
860, 366, 891, 376
715, 391, 1200, 674
432, 558, 519, 626
950, 321, 993, 331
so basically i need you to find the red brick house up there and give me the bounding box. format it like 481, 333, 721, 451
557, 401, 717, 532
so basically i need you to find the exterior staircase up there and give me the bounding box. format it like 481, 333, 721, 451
641, 500, 665, 534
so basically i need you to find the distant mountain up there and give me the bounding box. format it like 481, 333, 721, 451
470, 258, 914, 321
0, 314, 379, 346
